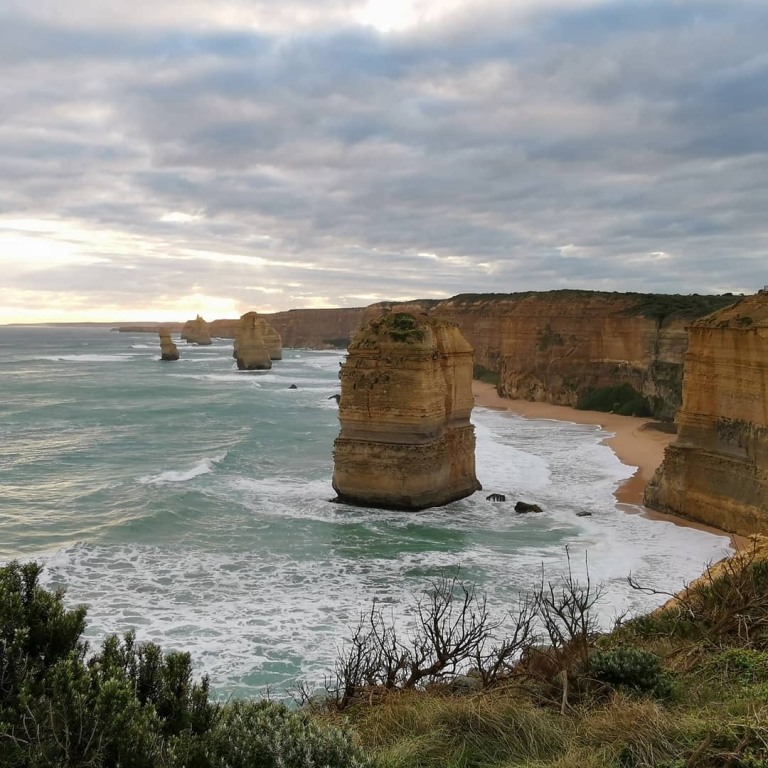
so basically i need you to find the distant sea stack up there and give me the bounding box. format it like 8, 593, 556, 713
234, 312, 273, 370
332, 312, 481, 510
158, 329, 179, 361
181, 315, 212, 345
644, 294, 768, 536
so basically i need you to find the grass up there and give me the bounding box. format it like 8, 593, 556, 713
325, 542, 768, 768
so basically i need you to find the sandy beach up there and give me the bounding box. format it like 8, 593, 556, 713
472, 381, 745, 549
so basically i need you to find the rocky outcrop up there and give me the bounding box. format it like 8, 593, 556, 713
233, 312, 282, 362
234, 312, 272, 370
158, 329, 179, 361
332, 312, 481, 510
644, 294, 768, 536
180, 315, 212, 345
261, 323, 283, 361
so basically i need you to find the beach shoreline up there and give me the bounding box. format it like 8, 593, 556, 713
472, 381, 746, 551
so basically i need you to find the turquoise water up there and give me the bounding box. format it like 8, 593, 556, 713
0, 327, 730, 697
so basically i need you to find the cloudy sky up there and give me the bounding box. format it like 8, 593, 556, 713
2, 0, 767, 322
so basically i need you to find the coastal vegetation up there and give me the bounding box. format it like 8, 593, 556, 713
472, 364, 500, 385
576, 384, 652, 417
3, 542, 767, 767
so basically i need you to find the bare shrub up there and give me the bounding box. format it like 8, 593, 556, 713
628, 539, 768, 648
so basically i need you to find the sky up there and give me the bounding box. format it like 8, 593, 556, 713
2, 0, 767, 323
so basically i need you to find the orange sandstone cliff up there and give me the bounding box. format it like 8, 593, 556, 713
644, 294, 768, 536
117, 292, 736, 420
427, 292, 735, 420
264, 308, 367, 348
332, 312, 481, 510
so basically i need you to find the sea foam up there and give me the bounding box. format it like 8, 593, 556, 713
138, 453, 228, 485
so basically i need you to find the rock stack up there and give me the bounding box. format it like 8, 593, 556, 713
332, 312, 481, 510
158, 328, 179, 361
233, 312, 282, 363
645, 294, 768, 536
180, 315, 212, 345
234, 312, 272, 370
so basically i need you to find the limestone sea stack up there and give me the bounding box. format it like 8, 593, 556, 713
158, 328, 179, 361
234, 312, 272, 370
180, 315, 212, 345
332, 312, 481, 510
233, 312, 282, 362
644, 294, 768, 536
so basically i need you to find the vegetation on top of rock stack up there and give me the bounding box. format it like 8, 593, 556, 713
576, 383, 652, 417
382, 312, 426, 343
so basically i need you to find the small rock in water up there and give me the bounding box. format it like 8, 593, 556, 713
576, 510, 592, 517
486, 493, 506, 502
515, 501, 543, 514
288, 384, 298, 389
328, 394, 341, 404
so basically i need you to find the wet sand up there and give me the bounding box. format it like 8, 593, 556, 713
472, 382, 746, 550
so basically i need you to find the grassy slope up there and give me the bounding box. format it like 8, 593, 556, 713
330, 543, 768, 768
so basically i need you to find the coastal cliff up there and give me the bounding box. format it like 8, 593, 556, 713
428, 292, 735, 420
644, 294, 768, 536
264, 308, 367, 349
332, 312, 481, 510
158, 329, 179, 361
115, 291, 735, 420
180, 315, 212, 345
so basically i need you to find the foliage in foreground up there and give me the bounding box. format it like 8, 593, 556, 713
0, 561, 367, 768
331, 542, 768, 767
3, 541, 768, 768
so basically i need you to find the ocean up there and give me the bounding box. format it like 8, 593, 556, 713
0, 326, 730, 697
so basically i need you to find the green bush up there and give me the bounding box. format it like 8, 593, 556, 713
473, 364, 500, 385
0, 561, 367, 768
590, 647, 670, 696
174, 700, 369, 768
576, 385, 652, 417
707, 649, 768, 684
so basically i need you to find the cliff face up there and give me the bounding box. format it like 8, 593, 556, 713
264, 308, 367, 349
644, 295, 768, 536
208, 319, 239, 339
332, 312, 481, 510
158, 329, 179, 361
234, 312, 272, 370
428, 292, 735, 420
180, 315, 212, 345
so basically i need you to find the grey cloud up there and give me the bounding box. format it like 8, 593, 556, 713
2, 0, 768, 319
